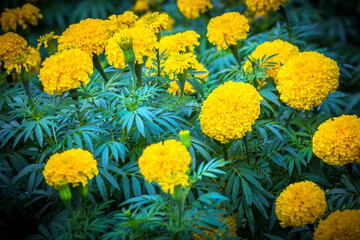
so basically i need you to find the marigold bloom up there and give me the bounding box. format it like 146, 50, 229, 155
192, 215, 237, 239
163, 52, 199, 75
133, 0, 150, 12
106, 11, 138, 35
37, 31, 58, 50
58, 18, 111, 55
275, 181, 327, 228
167, 61, 208, 96
313, 115, 360, 166
177, 0, 213, 19
0, 3, 42, 32
163, 12, 175, 31
200, 81, 262, 144
245, 0, 288, 15
313, 209, 360, 240
0, 32, 27, 64
243, 40, 299, 84
277, 51, 339, 110
137, 12, 169, 33
160, 30, 200, 56
106, 26, 158, 69
138, 139, 191, 194
4, 46, 39, 74
207, 12, 249, 50
43, 149, 98, 190
39, 48, 93, 95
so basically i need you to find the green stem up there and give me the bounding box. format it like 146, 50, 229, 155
128, 61, 137, 91
93, 54, 109, 82
279, 6, 292, 41
172, 71, 187, 110
244, 133, 251, 161
228, 44, 242, 69
21, 80, 33, 107
135, 63, 143, 88
156, 49, 161, 77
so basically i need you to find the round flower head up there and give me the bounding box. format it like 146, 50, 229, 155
0, 32, 27, 64
163, 12, 175, 31
163, 52, 199, 75
246, 0, 288, 15
58, 18, 111, 55
243, 40, 299, 84
28, 46, 42, 72
133, 0, 150, 12
275, 181, 327, 228
200, 81, 262, 144
138, 139, 191, 194
0, 3, 43, 32
277, 51, 339, 110
39, 48, 93, 95
106, 26, 158, 69
167, 61, 208, 96
160, 30, 200, 56
4, 46, 39, 74
43, 149, 98, 190
207, 12, 250, 50
177, 0, 213, 19
136, 12, 169, 33
106, 11, 138, 35
313, 209, 360, 240
313, 115, 360, 166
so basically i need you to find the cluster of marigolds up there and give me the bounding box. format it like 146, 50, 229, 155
1, 0, 359, 239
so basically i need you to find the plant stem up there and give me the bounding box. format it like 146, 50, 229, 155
229, 44, 242, 69
21, 80, 33, 107
279, 6, 292, 41
135, 63, 143, 88
93, 54, 109, 82
244, 133, 251, 161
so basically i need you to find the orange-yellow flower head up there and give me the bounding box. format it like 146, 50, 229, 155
207, 12, 250, 50
275, 181, 327, 228
58, 18, 111, 55
313, 209, 360, 240
200, 81, 262, 144
0, 32, 27, 65
177, 0, 213, 19
277, 51, 339, 110
0, 3, 43, 32
106, 26, 158, 69
39, 48, 93, 95
163, 52, 199, 75
136, 12, 169, 33
43, 148, 98, 190
138, 139, 191, 194
313, 115, 360, 166
3, 46, 39, 74
133, 0, 150, 12
245, 0, 289, 15
106, 11, 138, 35
37, 31, 58, 50
243, 39, 299, 84
160, 30, 200, 56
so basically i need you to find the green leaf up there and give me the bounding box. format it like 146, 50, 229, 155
241, 177, 252, 205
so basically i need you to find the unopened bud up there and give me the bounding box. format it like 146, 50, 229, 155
179, 130, 191, 148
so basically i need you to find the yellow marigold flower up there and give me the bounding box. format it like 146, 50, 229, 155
138, 139, 191, 194
133, 0, 150, 12
163, 52, 198, 75
162, 12, 175, 31
0, 32, 27, 63
0, 3, 42, 32
106, 11, 138, 35
275, 181, 327, 228
245, 0, 288, 14
277, 51, 339, 110
58, 18, 111, 55
4, 46, 39, 74
43, 148, 98, 190
312, 115, 360, 166
167, 61, 208, 96
199, 81, 262, 144
243, 39, 299, 84
28, 46, 42, 72
106, 26, 158, 69
137, 12, 169, 33
177, 0, 213, 19
160, 30, 200, 56
207, 12, 250, 50
39, 48, 93, 95
37, 31, 58, 50
313, 209, 360, 240
192, 215, 237, 239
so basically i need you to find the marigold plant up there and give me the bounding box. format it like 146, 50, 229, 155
245, 0, 289, 15
199, 81, 262, 144
313, 209, 360, 240
133, 0, 150, 12
138, 139, 191, 194
136, 12, 169, 33
207, 12, 249, 50
177, 0, 213, 19
3, 46, 39, 74
58, 18, 111, 55
277, 51, 339, 110
159, 30, 200, 56
39, 48, 93, 95
43, 148, 99, 190
192, 215, 237, 239
163, 52, 199, 75
243, 39, 299, 84
275, 181, 327, 228
312, 115, 360, 166
106, 11, 138, 35
0, 32, 27, 66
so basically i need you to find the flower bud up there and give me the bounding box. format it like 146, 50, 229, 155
118, 36, 135, 64
179, 130, 191, 148
56, 180, 72, 202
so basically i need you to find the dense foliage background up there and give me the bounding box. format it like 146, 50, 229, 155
0, 0, 359, 239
